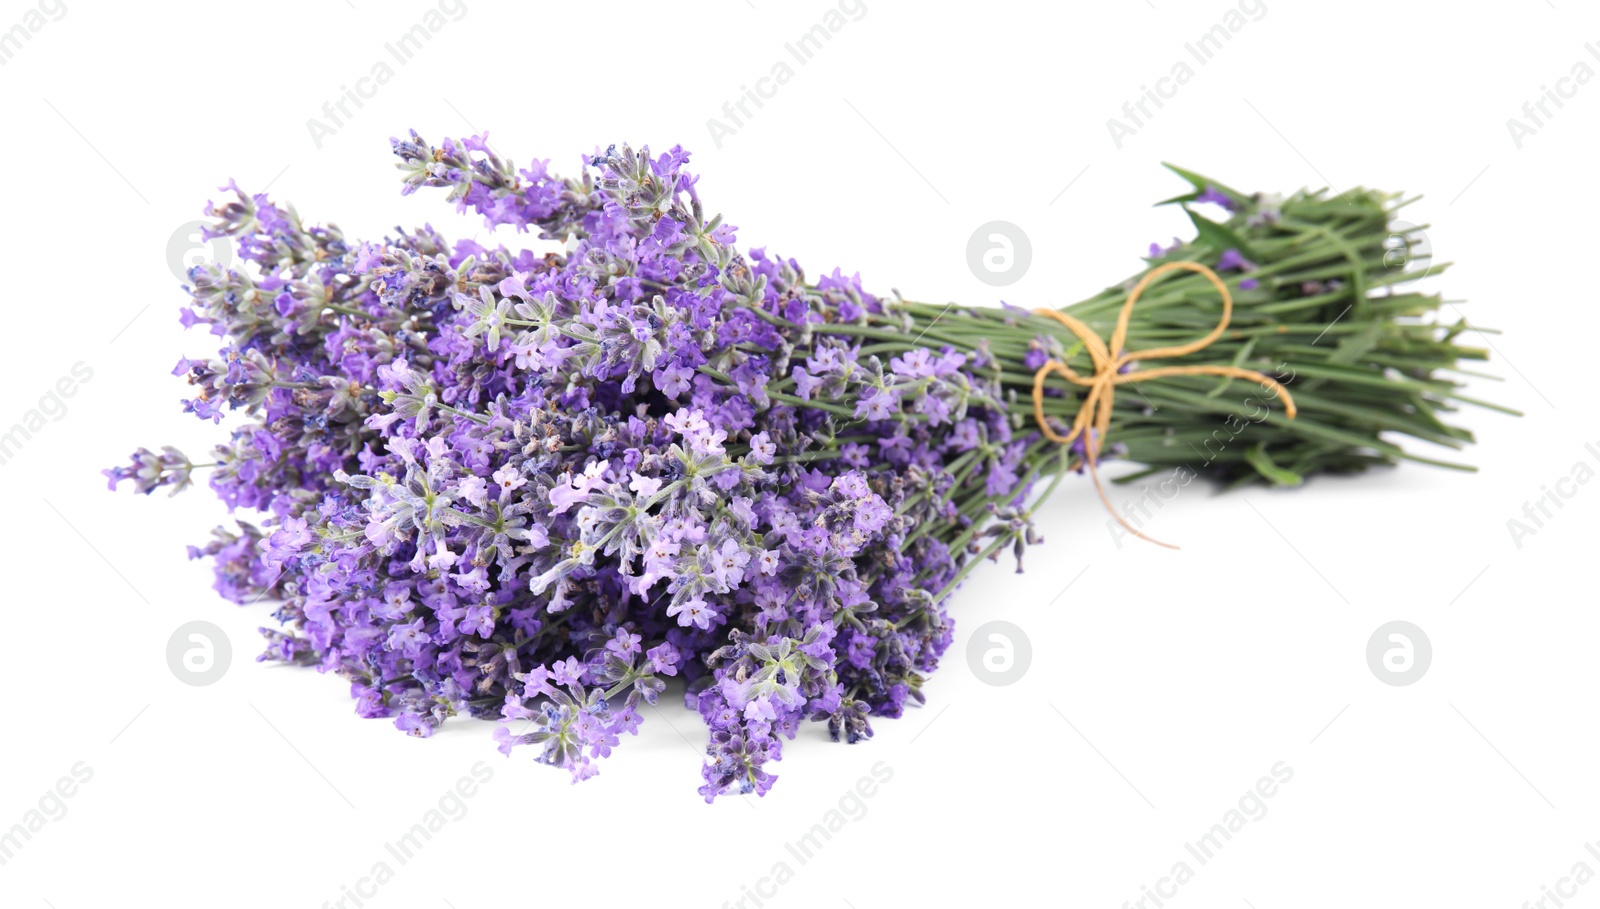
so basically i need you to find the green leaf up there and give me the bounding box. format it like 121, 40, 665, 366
1184, 207, 1258, 261
1205, 337, 1257, 398
1158, 164, 1251, 209
1245, 443, 1304, 487
1301, 322, 1385, 393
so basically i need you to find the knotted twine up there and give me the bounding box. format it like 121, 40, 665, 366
1030, 261, 1297, 549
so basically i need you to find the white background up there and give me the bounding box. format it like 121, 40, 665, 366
1, 1, 1596, 907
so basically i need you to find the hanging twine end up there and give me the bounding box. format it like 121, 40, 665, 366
1030, 261, 1297, 549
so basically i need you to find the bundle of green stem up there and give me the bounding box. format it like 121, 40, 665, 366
107, 142, 1509, 791
805, 167, 1507, 559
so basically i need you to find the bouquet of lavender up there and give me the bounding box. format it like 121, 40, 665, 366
107, 133, 1497, 799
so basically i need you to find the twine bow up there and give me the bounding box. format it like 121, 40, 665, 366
1031, 261, 1297, 549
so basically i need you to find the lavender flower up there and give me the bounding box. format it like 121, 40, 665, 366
106, 133, 1494, 799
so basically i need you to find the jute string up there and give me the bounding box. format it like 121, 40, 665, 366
1031, 261, 1297, 549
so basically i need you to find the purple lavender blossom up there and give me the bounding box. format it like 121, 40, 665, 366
1196, 185, 1238, 211
107, 133, 1043, 801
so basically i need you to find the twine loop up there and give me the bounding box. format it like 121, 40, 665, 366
1031, 261, 1297, 549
